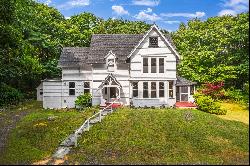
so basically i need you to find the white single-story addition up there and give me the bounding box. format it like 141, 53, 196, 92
38, 24, 196, 109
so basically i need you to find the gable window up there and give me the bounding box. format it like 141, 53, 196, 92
107, 59, 115, 72
132, 82, 138, 98
169, 81, 174, 98
69, 82, 75, 96
143, 82, 149, 98
159, 82, 165, 97
143, 58, 148, 73
159, 58, 164, 73
151, 58, 156, 73
84, 82, 90, 93
151, 82, 157, 98
149, 37, 158, 47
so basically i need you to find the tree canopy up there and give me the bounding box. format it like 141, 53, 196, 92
0, 0, 249, 106
172, 13, 249, 88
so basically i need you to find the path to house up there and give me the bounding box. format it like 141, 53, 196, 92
33, 104, 116, 165
0, 103, 34, 156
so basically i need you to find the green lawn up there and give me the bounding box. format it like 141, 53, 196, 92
0, 101, 97, 165
67, 107, 249, 165
0, 101, 249, 165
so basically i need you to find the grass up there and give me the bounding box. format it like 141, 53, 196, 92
67, 107, 249, 165
0, 101, 97, 165
0, 101, 249, 165
218, 102, 249, 124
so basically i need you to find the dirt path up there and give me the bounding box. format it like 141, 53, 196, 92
0, 101, 39, 157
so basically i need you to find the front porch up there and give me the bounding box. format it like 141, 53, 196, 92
98, 73, 123, 109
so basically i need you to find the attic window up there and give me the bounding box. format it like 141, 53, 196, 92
149, 37, 158, 47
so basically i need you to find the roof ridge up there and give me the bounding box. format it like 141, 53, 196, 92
92, 34, 144, 36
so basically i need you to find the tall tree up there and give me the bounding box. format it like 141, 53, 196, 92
172, 13, 249, 88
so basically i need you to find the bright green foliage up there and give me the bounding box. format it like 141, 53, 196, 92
194, 93, 227, 115
224, 88, 249, 104
75, 93, 92, 109
172, 13, 249, 89
0, 0, 150, 106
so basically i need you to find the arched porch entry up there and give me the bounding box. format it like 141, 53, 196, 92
98, 73, 121, 103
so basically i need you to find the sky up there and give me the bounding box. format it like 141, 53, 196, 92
37, 0, 249, 32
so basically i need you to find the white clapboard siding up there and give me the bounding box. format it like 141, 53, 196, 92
43, 81, 62, 108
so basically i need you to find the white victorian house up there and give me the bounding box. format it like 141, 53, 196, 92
38, 24, 196, 109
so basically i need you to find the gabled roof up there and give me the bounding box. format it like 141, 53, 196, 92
58, 47, 89, 67
127, 24, 180, 60
87, 34, 144, 64
58, 24, 179, 67
98, 73, 122, 89
176, 76, 197, 86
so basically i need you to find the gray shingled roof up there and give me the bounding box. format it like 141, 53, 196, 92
58, 33, 177, 66
176, 76, 197, 86
87, 34, 144, 63
58, 47, 89, 67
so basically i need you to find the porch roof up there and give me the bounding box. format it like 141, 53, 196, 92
176, 76, 197, 86
98, 73, 122, 89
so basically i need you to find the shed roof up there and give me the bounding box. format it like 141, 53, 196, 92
176, 76, 197, 86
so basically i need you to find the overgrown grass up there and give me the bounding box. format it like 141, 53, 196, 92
68, 107, 249, 165
218, 102, 249, 124
0, 101, 97, 165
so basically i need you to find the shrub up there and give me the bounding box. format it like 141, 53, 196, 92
224, 88, 248, 104
0, 83, 24, 107
194, 93, 227, 115
200, 81, 225, 100
75, 93, 92, 110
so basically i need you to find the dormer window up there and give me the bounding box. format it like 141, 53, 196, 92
105, 50, 116, 72
149, 36, 158, 47
107, 58, 115, 72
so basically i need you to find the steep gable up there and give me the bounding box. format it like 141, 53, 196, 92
128, 24, 180, 61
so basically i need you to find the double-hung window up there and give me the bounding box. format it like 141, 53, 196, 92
159, 82, 165, 97
151, 82, 157, 98
69, 82, 75, 95
169, 81, 174, 98
159, 58, 164, 73
132, 82, 138, 98
84, 82, 90, 93
143, 58, 148, 73
143, 82, 149, 98
151, 58, 156, 73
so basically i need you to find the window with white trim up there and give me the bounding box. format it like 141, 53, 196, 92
149, 37, 158, 47
159, 58, 164, 73
143, 58, 148, 73
151, 82, 157, 98
151, 58, 156, 73
159, 82, 165, 97
143, 82, 149, 98
69, 82, 75, 95
84, 82, 90, 93
169, 81, 174, 98
132, 82, 138, 98
107, 59, 115, 72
